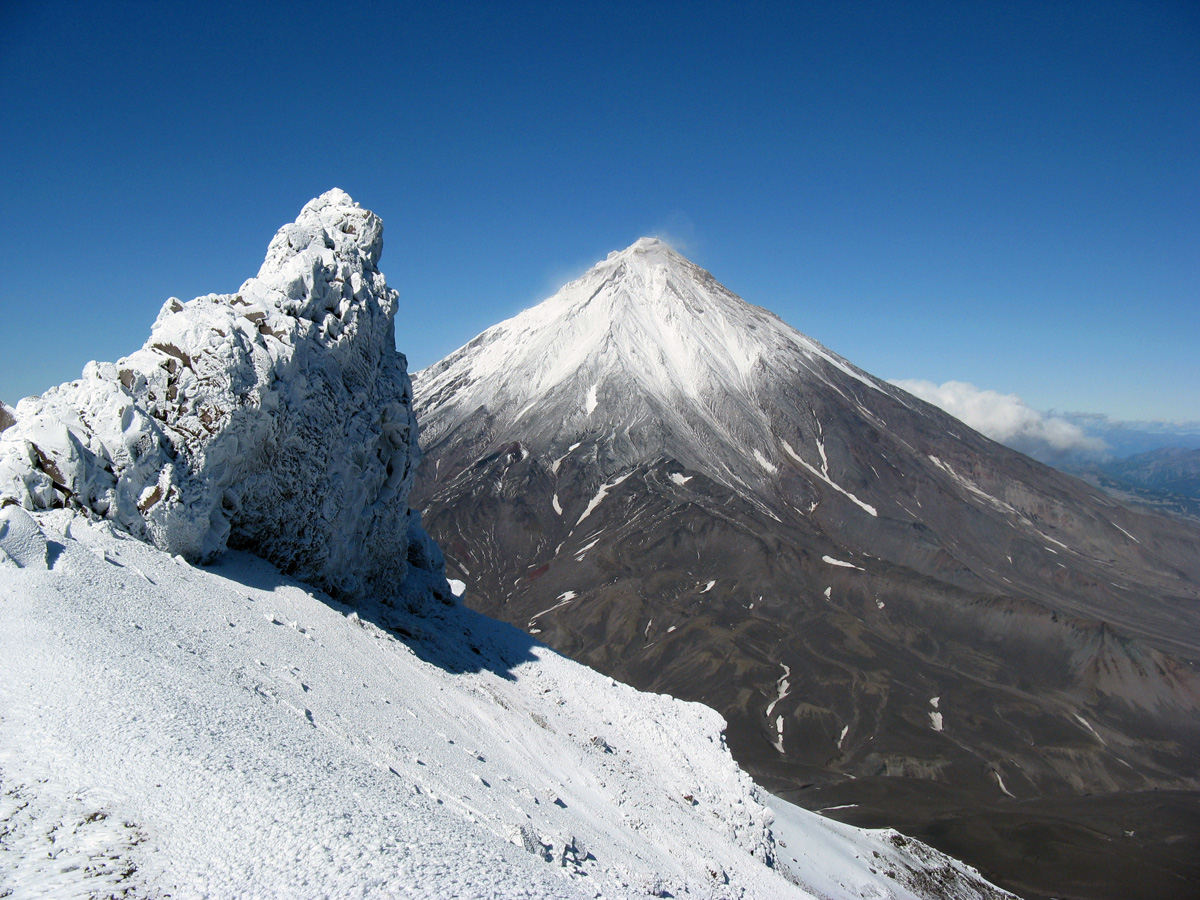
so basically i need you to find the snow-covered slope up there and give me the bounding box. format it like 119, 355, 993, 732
0, 190, 446, 610
0, 504, 1012, 899
416, 237, 896, 494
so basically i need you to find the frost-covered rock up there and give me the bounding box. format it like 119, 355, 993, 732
0, 189, 448, 610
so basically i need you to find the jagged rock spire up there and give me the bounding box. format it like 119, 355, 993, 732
0, 190, 449, 611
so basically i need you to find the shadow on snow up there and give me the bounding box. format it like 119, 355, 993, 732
204, 550, 542, 680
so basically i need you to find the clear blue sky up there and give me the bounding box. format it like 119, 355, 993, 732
2, 1, 1197, 420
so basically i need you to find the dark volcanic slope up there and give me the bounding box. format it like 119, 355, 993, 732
412, 238, 1200, 899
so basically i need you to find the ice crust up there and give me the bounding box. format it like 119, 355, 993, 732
0, 190, 447, 610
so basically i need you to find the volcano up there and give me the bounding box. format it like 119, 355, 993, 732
412, 237, 1200, 900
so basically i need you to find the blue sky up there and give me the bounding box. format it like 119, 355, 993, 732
1, 0, 1197, 421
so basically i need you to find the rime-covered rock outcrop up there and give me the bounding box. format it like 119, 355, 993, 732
0, 190, 448, 610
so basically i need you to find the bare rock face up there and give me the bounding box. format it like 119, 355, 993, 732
0, 190, 448, 611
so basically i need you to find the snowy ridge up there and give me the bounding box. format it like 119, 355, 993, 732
0, 506, 1012, 899
0, 190, 448, 610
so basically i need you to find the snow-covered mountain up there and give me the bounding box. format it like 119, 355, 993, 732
417, 237, 898, 500
412, 239, 1200, 900
0, 193, 1014, 899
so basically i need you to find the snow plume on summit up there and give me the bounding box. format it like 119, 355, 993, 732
0, 189, 448, 611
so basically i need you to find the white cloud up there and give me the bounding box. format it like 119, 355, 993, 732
890, 379, 1107, 462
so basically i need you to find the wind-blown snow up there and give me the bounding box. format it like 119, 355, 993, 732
0, 189, 446, 612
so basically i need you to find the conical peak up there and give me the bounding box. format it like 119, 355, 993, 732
414, 232, 894, 485
574, 238, 756, 337
581, 239, 717, 312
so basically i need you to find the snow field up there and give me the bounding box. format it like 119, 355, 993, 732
1, 510, 813, 899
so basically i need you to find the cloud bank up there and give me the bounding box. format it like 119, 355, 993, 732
891, 379, 1107, 462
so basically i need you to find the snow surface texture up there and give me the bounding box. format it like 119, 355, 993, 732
0, 508, 1012, 899
0, 190, 448, 611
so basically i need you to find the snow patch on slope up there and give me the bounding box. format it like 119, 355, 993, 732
765, 663, 792, 719
575, 472, 632, 526
822, 555, 863, 570
781, 439, 877, 516
753, 449, 777, 473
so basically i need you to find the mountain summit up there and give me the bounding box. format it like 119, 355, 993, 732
413, 241, 1200, 899
418, 236, 895, 496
